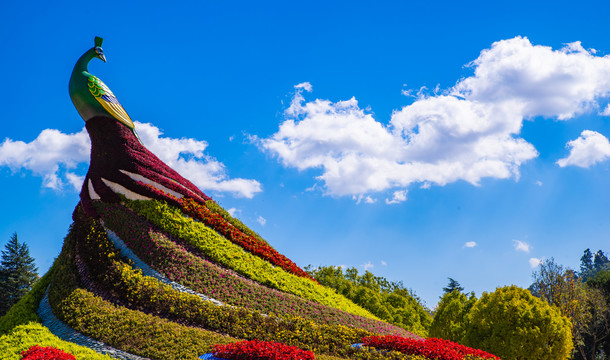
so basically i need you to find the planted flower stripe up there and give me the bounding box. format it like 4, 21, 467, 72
21, 345, 76, 360
48, 218, 237, 360
181, 198, 315, 281
361, 336, 500, 360
75, 216, 393, 356
212, 340, 315, 360
124, 198, 377, 320
95, 202, 408, 335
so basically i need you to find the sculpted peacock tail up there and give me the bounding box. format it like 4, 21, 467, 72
79, 116, 211, 217
0, 36, 457, 360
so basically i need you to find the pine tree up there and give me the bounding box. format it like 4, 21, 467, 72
580, 248, 594, 276
0, 233, 39, 316
593, 250, 609, 272
443, 277, 464, 294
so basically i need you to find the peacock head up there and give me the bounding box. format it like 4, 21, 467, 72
94, 36, 107, 63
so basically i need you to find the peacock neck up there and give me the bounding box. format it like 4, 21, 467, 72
73, 48, 97, 75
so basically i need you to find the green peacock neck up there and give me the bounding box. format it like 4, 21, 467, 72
72, 48, 97, 77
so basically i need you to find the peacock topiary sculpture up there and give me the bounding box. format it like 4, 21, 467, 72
0, 37, 499, 360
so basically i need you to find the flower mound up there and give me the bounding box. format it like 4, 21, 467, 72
362, 336, 499, 360
181, 198, 315, 282
21, 345, 76, 360
213, 340, 315, 360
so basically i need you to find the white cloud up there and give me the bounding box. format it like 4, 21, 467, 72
227, 208, 239, 217
0, 128, 90, 191
256, 216, 267, 226
535, 180, 543, 186
295, 82, 313, 92
0, 122, 262, 198
381, 260, 387, 266
261, 37, 610, 200
529, 257, 543, 268
385, 190, 407, 204
353, 194, 377, 204
362, 261, 374, 271
513, 240, 531, 253
464, 241, 477, 248
601, 104, 610, 116
556, 130, 610, 168
136, 122, 262, 198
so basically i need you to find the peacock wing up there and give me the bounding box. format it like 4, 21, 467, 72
88, 75, 135, 130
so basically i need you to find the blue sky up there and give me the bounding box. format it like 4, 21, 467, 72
2, 0, 610, 307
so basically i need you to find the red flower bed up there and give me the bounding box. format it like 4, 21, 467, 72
180, 198, 316, 282
213, 340, 315, 360
21, 345, 76, 360
362, 335, 499, 360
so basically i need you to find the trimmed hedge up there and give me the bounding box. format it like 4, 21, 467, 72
95, 201, 408, 336
48, 216, 237, 360
75, 216, 381, 356
0, 323, 113, 360
181, 197, 314, 281
124, 198, 376, 320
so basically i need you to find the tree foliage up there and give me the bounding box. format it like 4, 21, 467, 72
0, 233, 39, 316
530, 257, 610, 359
429, 290, 476, 343
464, 285, 573, 360
442, 278, 464, 295
581, 249, 610, 282
530, 258, 581, 320
306, 265, 432, 336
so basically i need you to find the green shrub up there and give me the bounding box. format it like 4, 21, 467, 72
48, 217, 237, 360
0, 322, 113, 360
94, 201, 406, 336
125, 198, 376, 319
308, 265, 431, 337
0, 270, 51, 335
429, 291, 476, 343
75, 216, 380, 356
464, 285, 573, 360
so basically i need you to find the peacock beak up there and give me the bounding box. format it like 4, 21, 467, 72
99, 54, 107, 63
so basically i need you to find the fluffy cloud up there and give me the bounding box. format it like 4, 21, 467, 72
0, 122, 261, 198
256, 216, 267, 226
385, 190, 407, 204
513, 239, 531, 253
464, 241, 477, 248
0, 128, 90, 191
556, 130, 610, 168
529, 257, 543, 268
261, 37, 610, 200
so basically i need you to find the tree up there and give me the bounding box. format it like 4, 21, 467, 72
306, 265, 432, 336
0, 233, 39, 316
581, 248, 594, 279
464, 285, 573, 360
530, 258, 581, 319
571, 286, 610, 360
593, 251, 610, 273
429, 290, 476, 343
586, 270, 610, 358
442, 278, 464, 294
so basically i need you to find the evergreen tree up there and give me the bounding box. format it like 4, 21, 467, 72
442, 278, 464, 294
581, 248, 594, 276
0, 233, 39, 316
594, 250, 610, 272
